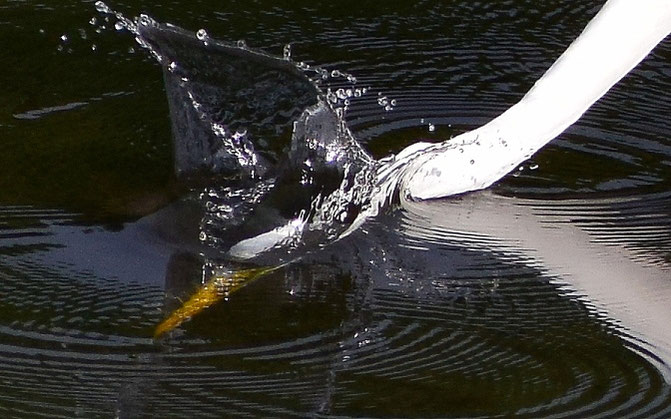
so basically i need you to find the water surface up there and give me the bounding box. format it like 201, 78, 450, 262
2, 0, 671, 416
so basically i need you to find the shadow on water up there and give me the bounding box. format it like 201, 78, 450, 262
1, 0, 671, 417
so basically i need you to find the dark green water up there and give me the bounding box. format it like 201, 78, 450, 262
2, 0, 671, 417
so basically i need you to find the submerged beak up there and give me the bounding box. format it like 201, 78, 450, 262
154, 265, 281, 338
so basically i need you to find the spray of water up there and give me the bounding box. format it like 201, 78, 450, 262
93, 2, 417, 263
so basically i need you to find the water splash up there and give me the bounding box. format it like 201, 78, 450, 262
93, 4, 421, 262
377, 94, 397, 112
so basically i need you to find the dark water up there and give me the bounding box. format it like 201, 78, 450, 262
2, 0, 671, 417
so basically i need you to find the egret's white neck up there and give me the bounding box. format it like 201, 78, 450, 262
403, 0, 671, 200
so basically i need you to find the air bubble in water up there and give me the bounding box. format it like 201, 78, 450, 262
428, 123, 436, 132
236, 39, 247, 48
89, 17, 97, 26
114, 21, 125, 31
168, 61, 177, 72
283, 44, 292, 60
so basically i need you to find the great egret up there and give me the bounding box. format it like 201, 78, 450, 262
119, 0, 671, 336
224, 0, 671, 258
400, 0, 671, 200
123, 0, 671, 260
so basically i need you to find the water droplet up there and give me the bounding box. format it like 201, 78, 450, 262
236, 39, 247, 48
89, 17, 97, 26
60, 34, 68, 42
114, 21, 125, 31
94, 1, 111, 14
347, 75, 357, 83
199, 231, 207, 242
428, 123, 435, 132
38, 28, 45, 35
470, 159, 475, 165
168, 61, 177, 72
283, 44, 291, 60
91, 44, 97, 51
196, 28, 209, 45
529, 163, 539, 170
128, 46, 135, 53
138, 14, 152, 26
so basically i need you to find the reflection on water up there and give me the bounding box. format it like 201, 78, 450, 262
2, 0, 671, 416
